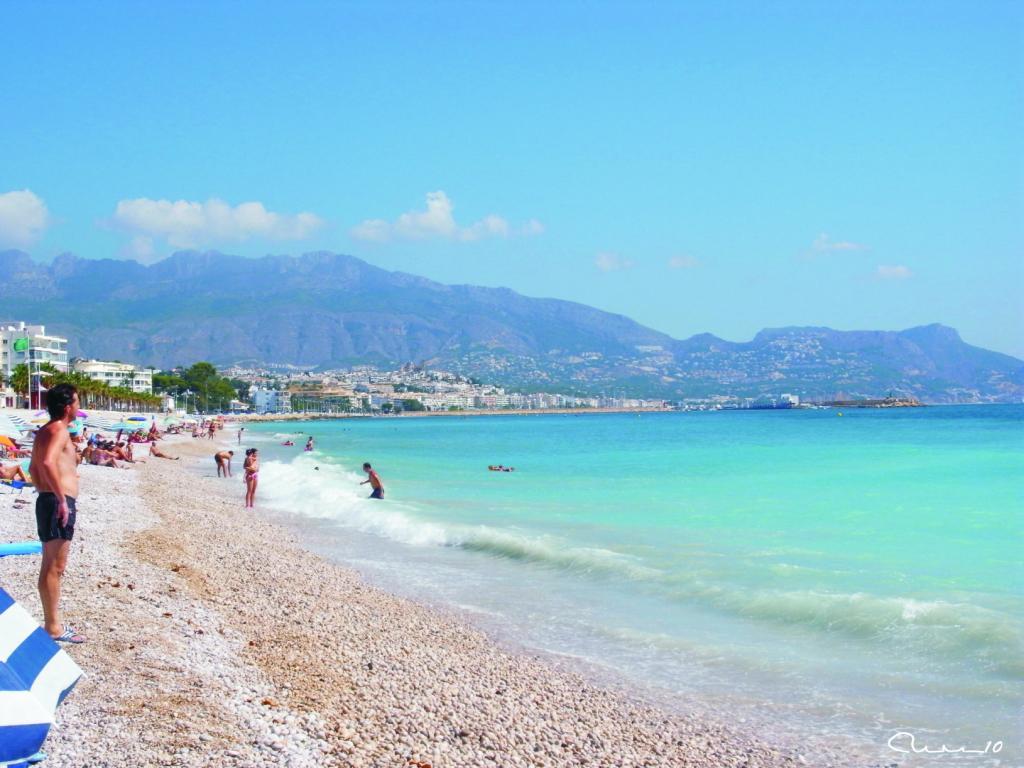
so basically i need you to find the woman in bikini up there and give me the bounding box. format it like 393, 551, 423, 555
243, 448, 260, 508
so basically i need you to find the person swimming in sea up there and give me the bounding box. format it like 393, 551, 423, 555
305, 436, 314, 452
361, 462, 384, 499
281, 440, 294, 447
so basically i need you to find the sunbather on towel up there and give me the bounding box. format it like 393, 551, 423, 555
0, 463, 28, 482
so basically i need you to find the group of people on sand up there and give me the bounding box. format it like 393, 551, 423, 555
214, 442, 383, 502
17, 384, 392, 652
214, 447, 260, 507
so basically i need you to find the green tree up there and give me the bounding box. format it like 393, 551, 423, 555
153, 373, 188, 393
9, 363, 29, 396
401, 398, 425, 412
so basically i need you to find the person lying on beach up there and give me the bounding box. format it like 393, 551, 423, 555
148, 442, 178, 460
0, 462, 28, 482
361, 462, 384, 499
87, 447, 124, 469
215, 449, 234, 476
1, 439, 31, 458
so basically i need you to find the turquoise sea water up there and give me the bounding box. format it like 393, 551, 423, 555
246, 406, 1023, 763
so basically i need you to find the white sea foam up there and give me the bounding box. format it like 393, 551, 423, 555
256, 451, 1024, 680
255, 454, 661, 581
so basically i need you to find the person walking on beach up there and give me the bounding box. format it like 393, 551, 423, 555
243, 448, 259, 508
361, 462, 384, 499
215, 449, 234, 477
237, 426, 244, 444
29, 383, 86, 643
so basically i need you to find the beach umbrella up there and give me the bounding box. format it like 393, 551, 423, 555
0, 588, 83, 767
0, 435, 16, 450
0, 415, 27, 439
6, 415, 31, 430
106, 421, 142, 432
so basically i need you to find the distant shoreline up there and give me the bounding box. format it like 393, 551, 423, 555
233, 406, 673, 422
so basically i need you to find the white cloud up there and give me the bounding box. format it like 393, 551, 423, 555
110, 197, 324, 249
667, 255, 699, 269
0, 189, 51, 247
520, 218, 545, 236
120, 235, 158, 264
812, 233, 868, 253
875, 264, 913, 280
350, 191, 541, 243
595, 252, 634, 272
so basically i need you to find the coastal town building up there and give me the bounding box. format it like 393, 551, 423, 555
0, 322, 69, 407
72, 359, 154, 394
251, 386, 293, 415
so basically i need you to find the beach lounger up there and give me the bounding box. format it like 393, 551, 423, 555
1, 479, 28, 495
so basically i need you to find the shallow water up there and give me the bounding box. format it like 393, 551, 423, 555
245, 406, 1023, 764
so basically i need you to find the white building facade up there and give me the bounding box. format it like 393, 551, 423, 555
73, 359, 153, 394
1, 322, 69, 407
252, 387, 292, 414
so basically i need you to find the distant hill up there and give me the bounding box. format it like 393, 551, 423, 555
2, 249, 1021, 403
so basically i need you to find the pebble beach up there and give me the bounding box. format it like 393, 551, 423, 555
0, 432, 849, 767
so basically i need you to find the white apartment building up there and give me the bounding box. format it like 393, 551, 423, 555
1, 322, 69, 376
73, 359, 154, 394
1, 322, 69, 407
252, 387, 292, 414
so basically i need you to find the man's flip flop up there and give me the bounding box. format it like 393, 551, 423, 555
54, 626, 86, 644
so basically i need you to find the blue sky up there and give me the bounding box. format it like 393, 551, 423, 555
2, 1, 1022, 356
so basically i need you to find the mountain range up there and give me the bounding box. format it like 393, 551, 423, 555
1, 249, 1021, 403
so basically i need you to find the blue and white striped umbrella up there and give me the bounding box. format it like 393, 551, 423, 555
0, 588, 83, 766
0, 415, 28, 440
5, 414, 31, 431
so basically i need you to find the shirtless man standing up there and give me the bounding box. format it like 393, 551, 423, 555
29, 383, 85, 643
